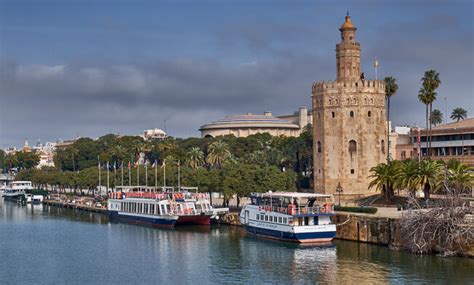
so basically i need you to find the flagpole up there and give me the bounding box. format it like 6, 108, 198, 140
106, 161, 110, 194
137, 161, 140, 187
374, 57, 379, 80
98, 156, 101, 196
177, 159, 181, 192
154, 160, 157, 191
145, 162, 148, 188
163, 159, 166, 189
113, 162, 116, 192
128, 159, 131, 187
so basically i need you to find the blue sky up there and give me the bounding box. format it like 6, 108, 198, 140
1, 0, 473, 147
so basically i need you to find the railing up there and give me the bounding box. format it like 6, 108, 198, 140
259, 204, 334, 215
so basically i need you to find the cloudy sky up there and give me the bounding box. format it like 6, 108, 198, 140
1, 0, 473, 148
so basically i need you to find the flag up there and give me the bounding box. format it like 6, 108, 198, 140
152, 160, 157, 168
113, 161, 117, 170
374, 58, 379, 68
120, 161, 124, 169
161, 159, 166, 168
128, 161, 131, 169
134, 161, 139, 168
106, 161, 109, 170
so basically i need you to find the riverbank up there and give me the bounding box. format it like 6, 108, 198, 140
218, 210, 474, 258
40, 198, 473, 258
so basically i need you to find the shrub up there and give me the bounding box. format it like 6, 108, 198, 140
334, 205, 378, 214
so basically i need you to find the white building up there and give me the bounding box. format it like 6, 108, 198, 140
143, 128, 167, 141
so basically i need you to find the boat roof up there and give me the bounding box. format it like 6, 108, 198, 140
11, 181, 32, 184
252, 192, 333, 199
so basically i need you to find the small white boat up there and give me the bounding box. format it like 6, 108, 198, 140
240, 192, 337, 243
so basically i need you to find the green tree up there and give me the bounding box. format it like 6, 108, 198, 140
430, 109, 443, 126
384, 76, 398, 161
187, 147, 205, 170
206, 140, 232, 168
15, 151, 40, 169
368, 160, 399, 200
395, 159, 419, 197
416, 159, 442, 199
446, 160, 473, 196
450, 107, 467, 122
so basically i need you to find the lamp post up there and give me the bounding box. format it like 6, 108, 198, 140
336, 183, 343, 206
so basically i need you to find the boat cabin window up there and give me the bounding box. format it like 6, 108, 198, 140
264, 215, 268, 222
256, 214, 260, 220
283, 218, 287, 224
278, 217, 282, 223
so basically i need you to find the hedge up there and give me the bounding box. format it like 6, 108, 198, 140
334, 205, 378, 214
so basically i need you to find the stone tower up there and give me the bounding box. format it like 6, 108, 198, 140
312, 14, 387, 195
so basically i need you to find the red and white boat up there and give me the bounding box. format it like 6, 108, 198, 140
108, 186, 228, 227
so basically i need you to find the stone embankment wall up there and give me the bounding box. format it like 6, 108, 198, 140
333, 213, 474, 257
221, 212, 473, 257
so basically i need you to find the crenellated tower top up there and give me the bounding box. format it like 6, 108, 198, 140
336, 13, 361, 81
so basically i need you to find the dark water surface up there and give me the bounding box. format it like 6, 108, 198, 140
1, 199, 473, 284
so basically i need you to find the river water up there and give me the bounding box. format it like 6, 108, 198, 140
1, 200, 473, 284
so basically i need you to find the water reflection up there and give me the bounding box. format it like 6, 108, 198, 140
0, 199, 472, 284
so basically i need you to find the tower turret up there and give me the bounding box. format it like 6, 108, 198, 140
336, 13, 361, 81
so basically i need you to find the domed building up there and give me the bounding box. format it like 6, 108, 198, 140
199, 107, 311, 138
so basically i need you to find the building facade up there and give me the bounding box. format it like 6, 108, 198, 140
312, 14, 387, 195
199, 107, 311, 138
143, 128, 167, 140
408, 118, 474, 166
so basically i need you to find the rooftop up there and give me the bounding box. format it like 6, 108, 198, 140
432, 118, 474, 131
200, 113, 300, 130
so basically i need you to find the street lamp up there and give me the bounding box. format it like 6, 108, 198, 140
336, 183, 343, 206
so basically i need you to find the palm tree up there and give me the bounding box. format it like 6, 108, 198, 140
368, 160, 399, 200
430, 109, 443, 126
206, 140, 232, 169
416, 160, 442, 199
450, 107, 467, 122
187, 147, 205, 170
384, 76, 398, 162
446, 160, 473, 196
70, 146, 79, 172
419, 70, 441, 158
395, 159, 419, 197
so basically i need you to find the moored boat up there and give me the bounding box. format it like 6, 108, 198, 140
2, 181, 33, 202
107, 186, 227, 228
239, 192, 337, 243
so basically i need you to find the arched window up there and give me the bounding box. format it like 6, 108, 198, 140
350, 111, 354, 117
349, 140, 357, 154
317, 141, 322, 153
368, 111, 371, 117
332, 112, 335, 118
381, 140, 385, 154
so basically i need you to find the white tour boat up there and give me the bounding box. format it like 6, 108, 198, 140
107, 186, 228, 228
239, 192, 337, 243
2, 181, 34, 202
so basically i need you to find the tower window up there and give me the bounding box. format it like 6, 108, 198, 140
350, 169, 355, 174
349, 140, 357, 153
317, 141, 322, 153
381, 140, 385, 154
368, 111, 371, 117
317, 113, 321, 119
332, 112, 335, 118
350, 111, 354, 117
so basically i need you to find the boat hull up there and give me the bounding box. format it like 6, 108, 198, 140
176, 214, 211, 225
2, 194, 22, 202
108, 211, 177, 229
243, 224, 336, 243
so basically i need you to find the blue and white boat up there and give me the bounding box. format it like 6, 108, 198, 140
239, 192, 337, 243
107, 190, 179, 228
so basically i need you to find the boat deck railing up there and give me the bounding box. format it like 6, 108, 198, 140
261, 204, 334, 215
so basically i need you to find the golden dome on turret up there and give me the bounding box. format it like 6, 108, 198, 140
340, 12, 356, 30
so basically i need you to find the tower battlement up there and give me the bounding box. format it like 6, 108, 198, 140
311, 79, 385, 94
